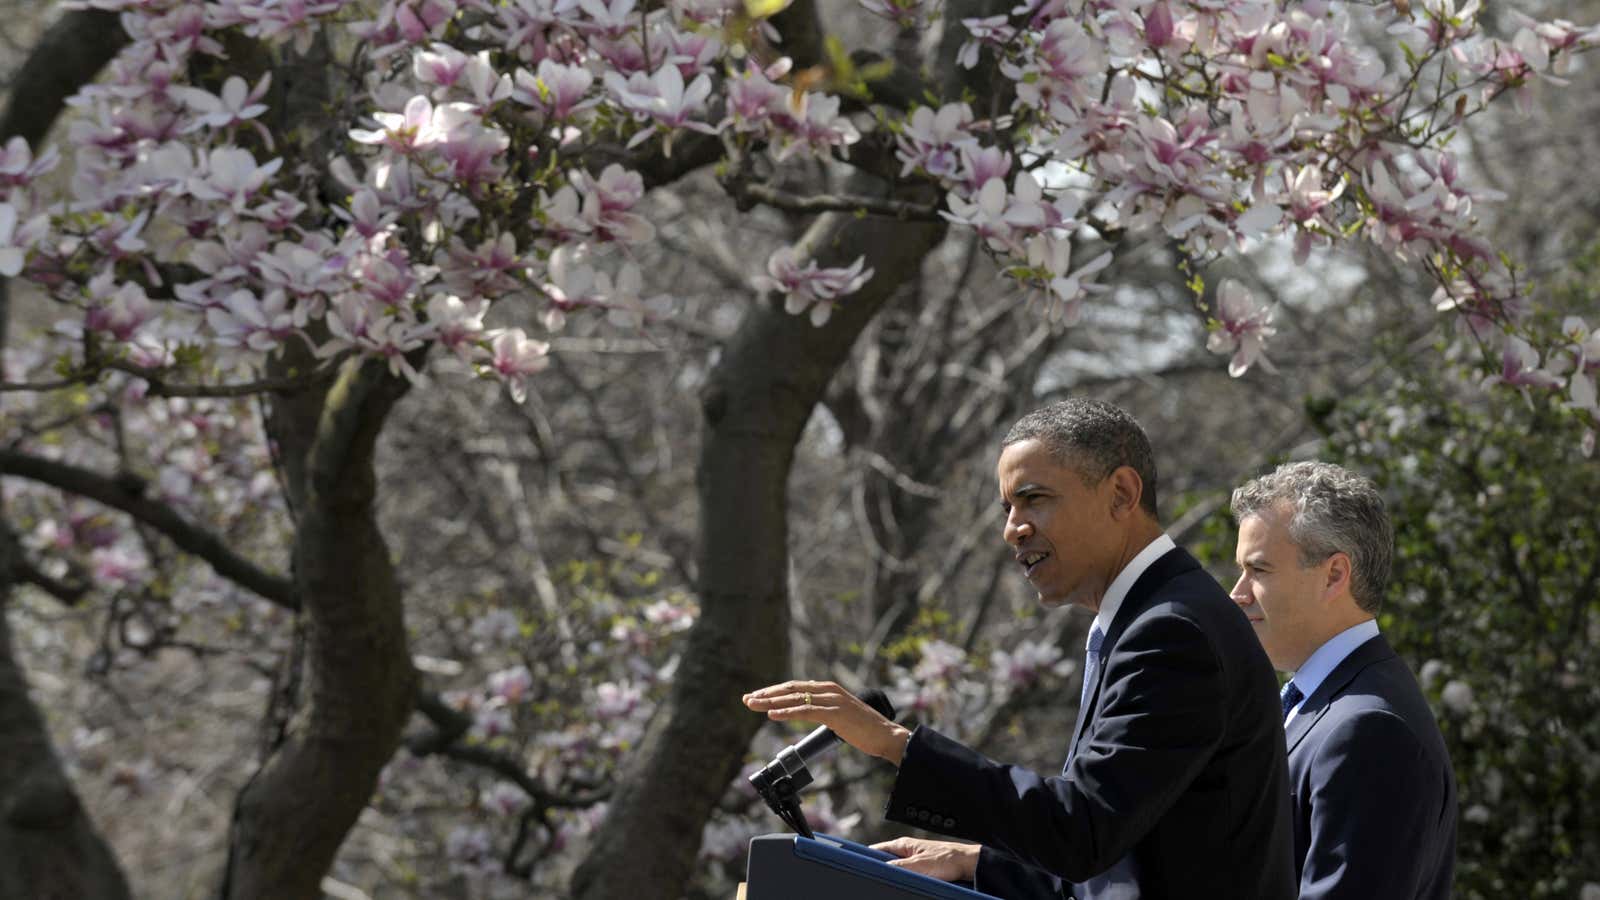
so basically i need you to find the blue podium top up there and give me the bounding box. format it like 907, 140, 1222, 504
790, 834, 1000, 900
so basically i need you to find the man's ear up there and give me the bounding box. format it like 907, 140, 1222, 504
1107, 466, 1144, 519
1323, 552, 1353, 601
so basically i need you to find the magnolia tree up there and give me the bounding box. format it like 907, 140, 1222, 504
1, 0, 1598, 895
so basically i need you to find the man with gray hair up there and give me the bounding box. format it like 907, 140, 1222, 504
1231, 461, 1457, 900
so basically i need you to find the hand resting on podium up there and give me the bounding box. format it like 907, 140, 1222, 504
870, 836, 980, 883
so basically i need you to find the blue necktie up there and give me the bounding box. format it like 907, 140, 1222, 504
1065, 624, 1106, 773
1280, 680, 1304, 722
1071, 622, 1140, 895
1079, 624, 1105, 713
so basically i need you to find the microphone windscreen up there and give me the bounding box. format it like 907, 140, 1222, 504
860, 687, 896, 722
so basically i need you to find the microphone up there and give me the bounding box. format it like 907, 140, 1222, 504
749, 688, 896, 797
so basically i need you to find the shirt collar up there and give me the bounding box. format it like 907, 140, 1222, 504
1287, 619, 1381, 708
1089, 533, 1176, 646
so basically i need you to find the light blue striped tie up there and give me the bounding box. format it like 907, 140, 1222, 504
1079, 624, 1105, 712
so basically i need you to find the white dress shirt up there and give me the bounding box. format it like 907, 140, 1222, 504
1089, 533, 1177, 647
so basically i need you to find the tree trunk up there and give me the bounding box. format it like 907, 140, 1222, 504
0, 531, 131, 900
217, 359, 417, 900
573, 199, 946, 900
0, 11, 135, 899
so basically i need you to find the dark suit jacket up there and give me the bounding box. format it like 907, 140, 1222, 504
1285, 634, 1457, 900
885, 547, 1296, 899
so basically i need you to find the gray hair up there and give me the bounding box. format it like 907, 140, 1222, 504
1003, 399, 1159, 518
1230, 461, 1393, 613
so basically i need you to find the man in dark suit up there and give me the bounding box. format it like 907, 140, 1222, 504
745, 400, 1296, 898
1230, 461, 1457, 900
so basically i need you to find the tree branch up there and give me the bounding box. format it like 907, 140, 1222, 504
725, 180, 942, 219
0, 450, 296, 610
106, 358, 348, 398
0, 356, 348, 398
408, 689, 610, 809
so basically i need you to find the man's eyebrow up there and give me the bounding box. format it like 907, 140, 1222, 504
1242, 554, 1273, 569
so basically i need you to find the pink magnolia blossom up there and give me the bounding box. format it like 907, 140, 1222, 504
204, 288, 303, 352
424, 294, 488, 358
576, 0, 638, 39
441, 232, 522, 297
593, 680, 645, 718
753, 248, 874, 327
349, 0, 458, 57
723, 58, 790, 129
956, 145, 1013, 193
488, 665, 534, 704
334, 187, 399, 239
512, 60, 597, 120
1569, 373, 1598, 418
896, 103, 978, 179
569, 164, 655, 243
1040, 245, 1112, 326
1003, 18, 1105, 120
1564, 317, 1600, 374
218, 0, 344, 54
1207, 279, 1277, 377
349, 95, 451, 152
1485, 336, 1563, 390
1144, 1, 1175, 49
1432, 275, 1528, 340
83, 274, 155, 342
187, 147, 284, 220
413, 43, 472, 93
660, 22, 723, 77
603, 65, 718, 154
174, 74, 272, 146
433, 121, 511, 185
770, 91, 861, 161
957, 15, 1016, 69
991, 639, 1073, 690
0, 136, 60, 187
487, 328, 551, 403
1284, 164, 1346, 264
254, 238, 344, 302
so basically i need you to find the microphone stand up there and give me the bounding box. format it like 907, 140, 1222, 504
753, 768, 815, 839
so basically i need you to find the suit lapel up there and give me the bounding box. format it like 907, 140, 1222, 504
1068, 548, 1202, 760
1285, 632, 1397, 755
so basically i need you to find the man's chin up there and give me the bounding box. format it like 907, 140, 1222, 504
1034, 587, 1085, 611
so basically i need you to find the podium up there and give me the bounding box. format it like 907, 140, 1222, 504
743, 833, 1001, 899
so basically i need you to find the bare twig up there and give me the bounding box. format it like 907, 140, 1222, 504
0, 449, 296, 609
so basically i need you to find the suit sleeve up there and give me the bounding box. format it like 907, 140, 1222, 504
1299, 710, 1443, 900
974, 846, 1068, 899
885, 609, 1226, 882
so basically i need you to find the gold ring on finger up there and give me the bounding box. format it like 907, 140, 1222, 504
803, 692, 812, 705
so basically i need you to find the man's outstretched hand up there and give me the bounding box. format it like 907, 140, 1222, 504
871, 837, 981, 882
742, 680, 912, 765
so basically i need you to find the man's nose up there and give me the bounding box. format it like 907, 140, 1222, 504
1004, 513, 1031, 545
1229, 575, 1251, 605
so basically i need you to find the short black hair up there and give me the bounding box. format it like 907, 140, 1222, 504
1003, 399, 1160, 518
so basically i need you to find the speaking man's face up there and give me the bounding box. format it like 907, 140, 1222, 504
1230, 505, 1331, 671
997, 439, 1122, 612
